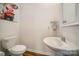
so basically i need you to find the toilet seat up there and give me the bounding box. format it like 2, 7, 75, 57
8, 45, 26, 55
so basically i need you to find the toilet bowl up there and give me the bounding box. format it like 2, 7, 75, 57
9, 45, 26, 56
2, 36, 27, 56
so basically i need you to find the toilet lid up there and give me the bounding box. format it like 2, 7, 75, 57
11, 45, 26, 52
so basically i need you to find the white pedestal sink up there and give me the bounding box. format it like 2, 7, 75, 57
43, 37, 79, 56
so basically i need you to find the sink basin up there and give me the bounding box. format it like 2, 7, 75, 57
43, 37, 79, 56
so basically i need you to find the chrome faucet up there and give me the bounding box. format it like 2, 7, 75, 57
61, 36, 66, 42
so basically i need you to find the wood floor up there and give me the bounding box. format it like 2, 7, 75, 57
23, 51, 48, 56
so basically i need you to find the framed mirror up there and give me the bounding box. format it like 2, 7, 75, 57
62, 3, 79, 27
0, 3, 18, 22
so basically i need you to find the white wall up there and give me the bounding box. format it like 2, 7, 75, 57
0, 4, 21, 50
19, 3, 61, 54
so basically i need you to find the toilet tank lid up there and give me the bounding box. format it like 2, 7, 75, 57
2, 36, 17, 40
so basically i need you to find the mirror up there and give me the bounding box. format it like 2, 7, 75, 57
62, 3, 79, 26
0, 3, 18, 22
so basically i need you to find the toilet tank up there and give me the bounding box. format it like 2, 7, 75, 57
2, 36, 17, 49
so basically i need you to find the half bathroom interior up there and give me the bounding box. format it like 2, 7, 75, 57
0, 3, 79, 56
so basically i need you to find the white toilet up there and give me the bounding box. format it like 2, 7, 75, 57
1, 36, 26, 56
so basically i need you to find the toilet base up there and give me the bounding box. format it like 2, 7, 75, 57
0, 51, 5, 56
2, 48, 23, 56
1, 48, 11, 56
